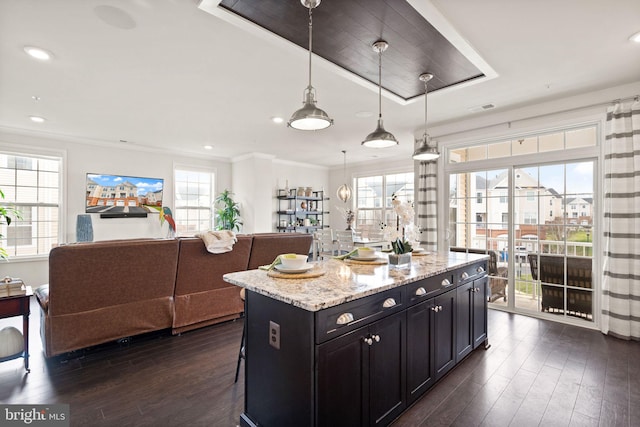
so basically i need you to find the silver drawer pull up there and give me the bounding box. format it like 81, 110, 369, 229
441, 278, 452, 287
461, 272, 470, 280
336, 313, 354, 325
415, 287, 427, 296
477, 266, 485, 273
383, 298, 396, 308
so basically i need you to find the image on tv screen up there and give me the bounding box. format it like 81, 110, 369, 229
86, 173, 164, 216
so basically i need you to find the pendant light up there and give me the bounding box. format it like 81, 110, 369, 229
362, 40, 398, 148
288, 0, 333, 131
337, 150, 352, 202
412, 73, 440, 161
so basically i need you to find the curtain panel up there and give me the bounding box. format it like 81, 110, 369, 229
416, 160, 437, 251
602, 99, 640, 341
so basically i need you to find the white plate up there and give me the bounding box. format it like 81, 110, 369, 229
274, 263, 314, 274
349, 254, 379, 261
412, 248, 425, 253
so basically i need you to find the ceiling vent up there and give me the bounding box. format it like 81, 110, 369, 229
468, 103, 496, 113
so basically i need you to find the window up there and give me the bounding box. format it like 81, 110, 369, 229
446, 123, 597, 324
355, 172, 413, 229
174, 169, 215, 235
0, 152, 61, 257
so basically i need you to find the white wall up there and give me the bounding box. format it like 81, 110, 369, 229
0, 130, 232, 287
232, 153, 275, 233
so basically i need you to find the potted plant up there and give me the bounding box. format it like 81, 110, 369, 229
0, 189, 20, 259
389, 237, 413, 267
215, 189, 243, 231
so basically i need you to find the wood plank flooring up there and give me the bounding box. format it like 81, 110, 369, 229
0, 298, 638, 426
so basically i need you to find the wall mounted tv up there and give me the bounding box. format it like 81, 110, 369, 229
86, 173, 164, 218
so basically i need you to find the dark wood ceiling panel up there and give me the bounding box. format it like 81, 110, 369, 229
219, 0, 484, 100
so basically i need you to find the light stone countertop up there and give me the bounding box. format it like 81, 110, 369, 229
223, 251, 488, 312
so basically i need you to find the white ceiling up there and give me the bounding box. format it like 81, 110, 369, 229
1, 0, 639, 167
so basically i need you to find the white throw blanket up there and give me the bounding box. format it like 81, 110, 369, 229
196, 230, 237, 254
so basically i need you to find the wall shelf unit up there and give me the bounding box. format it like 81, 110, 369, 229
277, 189, 329, 233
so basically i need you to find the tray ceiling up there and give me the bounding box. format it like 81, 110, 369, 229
219, 0, 484, 100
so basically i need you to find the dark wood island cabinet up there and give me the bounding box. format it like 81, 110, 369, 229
224, 252, 488, 427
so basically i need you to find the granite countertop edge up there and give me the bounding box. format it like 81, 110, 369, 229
224, 252, 488, 312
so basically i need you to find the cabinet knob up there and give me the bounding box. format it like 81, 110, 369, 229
477, 266, 485, 273
475, 287, 481, 293
382, 298, 396, 308
336, 312, 354, 325
372, 334, 380, 342
461, 272, 470, 280
363, 337, 373, 345
431, 306, 439, 312
415, 287, 427, 296
441, 279, 452, 287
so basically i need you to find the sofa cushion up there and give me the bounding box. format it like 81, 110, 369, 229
48, 239, 179, 316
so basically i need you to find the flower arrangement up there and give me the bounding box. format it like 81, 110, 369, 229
389, 193, 418, 259
336, 206, 355, 230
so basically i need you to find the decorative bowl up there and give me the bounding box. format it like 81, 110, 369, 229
280, 254, 308, 269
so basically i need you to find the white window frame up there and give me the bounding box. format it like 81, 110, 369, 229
173, 165, 216, 236
0, 146, 64, 259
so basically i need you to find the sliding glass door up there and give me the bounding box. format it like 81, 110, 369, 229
448, 161, 595, 323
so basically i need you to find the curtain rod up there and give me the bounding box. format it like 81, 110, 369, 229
435, 94, 639, 141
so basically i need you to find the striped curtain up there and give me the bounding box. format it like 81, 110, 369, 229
602, 98, 640, 341
416, 160, 437, 251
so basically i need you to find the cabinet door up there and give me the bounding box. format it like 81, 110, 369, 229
433, 289, 456, 381
317, 327, 368, 427
472, 276, 488, 349
455, 281, 474, 362
406, 299, 434, 404
369, 311, 406, 426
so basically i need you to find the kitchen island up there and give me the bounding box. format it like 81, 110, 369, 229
224, 251, 489, 427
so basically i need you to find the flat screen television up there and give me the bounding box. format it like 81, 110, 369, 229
86, 173, 164, 218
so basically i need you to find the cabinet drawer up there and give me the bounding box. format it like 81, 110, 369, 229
405, 271, 455, 307
315, 288, 404, 344
456, 261, 487, 285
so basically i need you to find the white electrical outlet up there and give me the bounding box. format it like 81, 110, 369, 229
269, 320, 280, 350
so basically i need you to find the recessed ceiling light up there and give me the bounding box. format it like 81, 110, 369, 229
29, 116, 46, 123
204, 145, 213, 150
24, 46, 53, 61
630, 31, 640, 43
32, 95, 41, 101
271, 117, 284, 124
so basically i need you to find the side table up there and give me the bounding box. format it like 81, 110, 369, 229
0, 286, 33, 372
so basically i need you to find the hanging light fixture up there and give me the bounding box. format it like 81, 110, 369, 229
412, 73, 440, 161
337, 150, 352, 202
362, 40, 398, 148
288, 0, 333, 131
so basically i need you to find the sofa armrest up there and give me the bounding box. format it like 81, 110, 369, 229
34, 284, 49, 313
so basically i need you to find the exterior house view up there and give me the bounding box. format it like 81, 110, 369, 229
0, 1, 638, 426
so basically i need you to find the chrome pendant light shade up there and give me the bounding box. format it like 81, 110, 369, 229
362, 41, 398, 148
288, 0, 333, 131
412, 73, 441, 161
337, 150, 352, 202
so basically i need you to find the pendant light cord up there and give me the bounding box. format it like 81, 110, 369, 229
307, 6, 313, 90
423, 78, 428, 142
342, 150, 347, 180
378, 48, 382, 120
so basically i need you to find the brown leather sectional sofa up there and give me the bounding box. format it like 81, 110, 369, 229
35, 233, 312, 357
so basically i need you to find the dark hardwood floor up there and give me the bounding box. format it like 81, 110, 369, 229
0, 299, 638, 426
